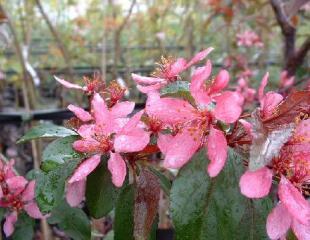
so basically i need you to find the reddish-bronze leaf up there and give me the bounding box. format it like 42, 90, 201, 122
134, 169, 160, 240
262, 90, 310, 131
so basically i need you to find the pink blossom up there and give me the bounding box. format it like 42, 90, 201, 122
0, 180, 43, 237
55, 74, 105, 95
0, 159, 16, 198
147, 60, 243, 176
236, 78, 256, 103
66, 94, 149, 206
279, 70, 294, 89
132, 48, 213, 93
258, 73, 283, 119
236, 30, 264, 48
239, 119, 310, 239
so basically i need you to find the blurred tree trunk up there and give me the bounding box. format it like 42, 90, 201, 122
270, 0, 310, 77
35, 0, 74, 107
111, 0, 136, 80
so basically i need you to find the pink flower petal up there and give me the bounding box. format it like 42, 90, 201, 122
169, 58, 187, 77
73, 139, 100, 153
266, 203, 292, 240
121, 110, 144, 133
163, 128, 201, 168
157, 133, 174, 155
260, 92, 283, 118
131, 73, 165, 84
190, 61, 212, 106
114, 128, 150, 153
54, 76, 84, 90
258, 72, 269, 101
291, 219, 310, 240
66, 179, 86, 207
92, 93, 113, 133
0, 186, 3, 199
6, 176, 28, 192
77, 124, 95, 139
68, 154, 101, 183
186, 47, 214, 68
146, 96, 197, 125
21, 180, 35, 202
206, 126, 228, 177
278, 176, 310, 225
214, 91, 242, 123
137, 83, 164, 93
68, 104, 92, 122
4, 212, 18, 237
208, 69, 229, 94
110, 101, 135, 118
108, 152, 126, 187
239, 167, 273, 198
24, 202, 43, 219
239, 119, 253, 137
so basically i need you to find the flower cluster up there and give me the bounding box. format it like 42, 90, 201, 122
239, 74, 310, 239
56, 48, 309, 239
0, 159, 43, 237
236, 30, 264, 48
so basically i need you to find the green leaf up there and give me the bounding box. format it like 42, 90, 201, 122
148, 166, 171, 196
18, 123, 77, 143
0, 207, 6, 220
12, 213, 35, 240
35, 160, 80, 213
160, 81, 194, 103
86, 159, 119, 218
42, 135, 84, 170
48, 200, 91, 240
114, 184, 135, 240
170, 149, 273, 240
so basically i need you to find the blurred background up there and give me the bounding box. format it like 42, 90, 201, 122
0, 0, 309, 177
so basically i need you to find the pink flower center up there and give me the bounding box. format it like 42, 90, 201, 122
94, 134, 113, 153
148, 117, 163, 133
152, 56, 178, 82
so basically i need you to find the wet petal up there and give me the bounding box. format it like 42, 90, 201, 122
190, 61, 212, 106
24, 202, 43, 219
55, 76, 84, 90
110, 101, 135, 118
206, 126, 228, 177
77, 124, 95, 139
146, 96, 197, 125
239, 167, 273, 198
132, 73, 165, 84
66, 180, 86, 207
278, 176, 310, 225
266, 203, 292, 240
121, 110, 144, 133
68, 105, 92, 122
92, 93, 112, 132
114, 128, 150, 153
291, 219, 310, 240
169, 58, 187, 77
208, 69, 229, 94
4, 212, 18, 237
260, 92, 283, 118
73, 139, 100, 153
258, 72, 269, 101
22, 180, 35, 202
163, 128, 201, 168
239, 119, 253, 137
157, 133, 174, 155
6, 176, 28, 192
214, 91, 242, 123
68, 154, 101, 183
186, 47, 214, 68
108, 152, 126, 187
137, 83, 164, 93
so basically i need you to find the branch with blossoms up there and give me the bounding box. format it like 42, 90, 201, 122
1, 48, 309, 239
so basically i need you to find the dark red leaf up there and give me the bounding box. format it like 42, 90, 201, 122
134, 169, 160, 240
